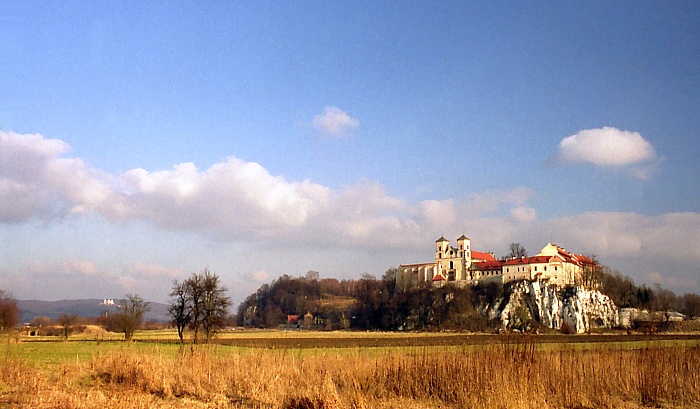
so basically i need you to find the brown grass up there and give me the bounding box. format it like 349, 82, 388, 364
1, 339, 698, 408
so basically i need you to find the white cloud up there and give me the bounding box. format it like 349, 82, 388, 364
312, 106, 359, 137
0, 131, 118, 222
27, 259, 101, 277
418, 199, 457, 231
124, 263, 186, 280
538, 212, 700, 261
248, 270, 270, 282
466, 187, 534, 216
8, 258, 187, 301
0, 132, 420, 248
121, 157, 333, 239
0, 132, 538, 250
641, 271, 699, 290
509, 206, 537, 224
2, 130, 699, 298
554, 127, 661, 178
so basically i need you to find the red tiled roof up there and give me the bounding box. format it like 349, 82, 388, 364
502, 256, 553, 265
473, 261, 502, 270
472, 251, 497, 262
550, 245, 598, 267
573, 254, 597, 266
432, 273, 446, 281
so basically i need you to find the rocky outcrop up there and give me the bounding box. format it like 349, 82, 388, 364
497, 281, 619, 333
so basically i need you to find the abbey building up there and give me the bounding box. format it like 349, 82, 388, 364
396, 235, 597, 292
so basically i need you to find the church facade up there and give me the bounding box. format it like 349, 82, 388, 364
397, 236, 597, 292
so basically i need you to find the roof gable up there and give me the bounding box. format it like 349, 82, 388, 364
472, 251, 496, 262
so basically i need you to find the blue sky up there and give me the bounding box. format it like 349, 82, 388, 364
1, 2, 699, 303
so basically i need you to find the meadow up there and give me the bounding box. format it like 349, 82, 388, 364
1, 330, 699, 409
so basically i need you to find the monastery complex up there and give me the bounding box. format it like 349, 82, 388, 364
397, 235, 598, 291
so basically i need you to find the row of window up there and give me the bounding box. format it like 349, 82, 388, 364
437, 251, 471, 259
504, 265, 559, 273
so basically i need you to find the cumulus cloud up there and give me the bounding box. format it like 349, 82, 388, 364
465, 187, 534, 216
8, 259, 186, 301
124, 263, 186, 280
0, 131, 117, 222
248, 270, 270, 282
27, 259, 102, 277
2, 130, 698, 297
509, 206, 537, 224
554, 127, 661, 178
414, 190, 538, 236
539, 212, 700, 262
642, 271, 699, 289
0, 131, 419, 248
312, 106, 359, 136
0, 132, 541, 250
417, 199, 457, 231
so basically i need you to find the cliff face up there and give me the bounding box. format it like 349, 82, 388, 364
496, 281, 619, 333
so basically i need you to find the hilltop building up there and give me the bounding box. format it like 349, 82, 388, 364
397, 236, 597, 291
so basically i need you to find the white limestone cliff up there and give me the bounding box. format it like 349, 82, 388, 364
498, 280, 619, 333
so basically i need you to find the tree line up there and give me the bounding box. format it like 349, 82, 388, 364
0, 269, 232, 343
236, 269, 509, 331
236, 267, 700, 331
1, 265, 699, 338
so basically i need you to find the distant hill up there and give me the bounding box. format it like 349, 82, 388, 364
17, 299, 170, 324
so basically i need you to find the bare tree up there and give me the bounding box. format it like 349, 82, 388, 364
197, 269, 231, 343
505, 243, 527, 259
57, 313, 77, 339
168, 279, 192, 344
175, 269, 231, 344
0, 290, 19, 333
187, 272, 205, 343
112, 294, 150, 341
680, 293, 700, 319
651, 284, 680, 322
30, 316, 53, 335
304, 270, 320, 281
581, 255, 602, 289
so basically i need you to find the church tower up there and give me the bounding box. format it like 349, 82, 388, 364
457, 234, 471, 268
435, 236, 449, 260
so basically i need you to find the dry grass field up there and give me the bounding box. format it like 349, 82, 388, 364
1, 332, 699, 409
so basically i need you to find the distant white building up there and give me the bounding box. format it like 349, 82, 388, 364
100, 299, 115, 306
